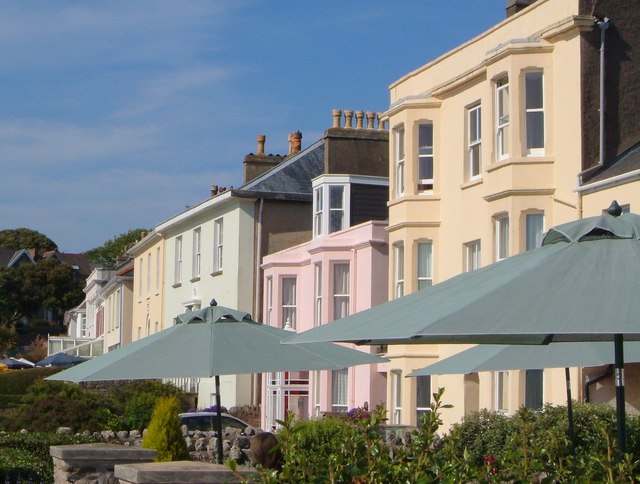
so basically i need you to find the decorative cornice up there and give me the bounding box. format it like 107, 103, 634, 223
483, 188, 555, 202
386, 221, 441, 233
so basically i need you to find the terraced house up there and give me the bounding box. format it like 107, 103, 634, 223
381, 0, 640, 429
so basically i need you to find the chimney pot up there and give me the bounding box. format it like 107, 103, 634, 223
355, 111, 364, 129
332, 109, 342, 128
366, 111, 375, 129
256, 135, 266, 155
344, 110, 354, 128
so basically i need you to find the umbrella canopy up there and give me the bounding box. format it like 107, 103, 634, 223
288, 209, 640, 346
47, 305, 385, 382
36, 353, 87, 368
1, 357, 35, 369
47, 303, 387, 463
289, 203, 640, 452
409, 342, 640, 376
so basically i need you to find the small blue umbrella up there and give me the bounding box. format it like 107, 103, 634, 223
36, 353, 86, 368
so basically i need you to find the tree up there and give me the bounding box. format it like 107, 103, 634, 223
85, 228, 149, 268
0, 228, 57, 251
142, 396, 190, 462
0, 259, 84, 327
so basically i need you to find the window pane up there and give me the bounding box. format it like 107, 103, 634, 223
282, 277, 297, 329
329, 186, 344, 209
418, 124, 433, 152
331, 369, 348, 412
525, 72, 543, 109
526, 214, 544, 250
333, 264, 350, 320
417, 242, 432, 290
526, 112, 544, 149
416, 375, 431, 408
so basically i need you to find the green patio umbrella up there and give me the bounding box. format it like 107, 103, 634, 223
289, 202, 640, 452
48, 301, 386, 463
409, 342, 640, 377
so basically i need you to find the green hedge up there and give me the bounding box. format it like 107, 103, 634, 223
0, 432, 98, 482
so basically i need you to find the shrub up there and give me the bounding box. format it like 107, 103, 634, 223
0, 432, 98, 482
124, 392, 160, 430
142, 396, 190, 462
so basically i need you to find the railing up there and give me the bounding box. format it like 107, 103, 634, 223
47, 336, 104, 358
163, 377, 199, 394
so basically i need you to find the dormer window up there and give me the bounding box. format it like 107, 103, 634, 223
313, 181, 348, 237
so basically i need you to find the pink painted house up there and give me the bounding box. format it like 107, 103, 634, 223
261, 173, 389, 429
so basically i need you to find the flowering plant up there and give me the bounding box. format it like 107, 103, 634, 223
189, 405, 228, 413
347, 405, 370, 421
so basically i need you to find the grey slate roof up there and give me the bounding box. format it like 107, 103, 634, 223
588, 141, 640, 183
240, 139, 324, 196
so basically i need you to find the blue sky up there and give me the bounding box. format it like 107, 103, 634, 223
0, 1, 504, 253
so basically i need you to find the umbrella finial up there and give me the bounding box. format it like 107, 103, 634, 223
607, 200, 623, 217
210, 298, 217, 307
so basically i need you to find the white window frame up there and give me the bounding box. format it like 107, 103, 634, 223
332, 263, 350, 321
394, 243, 404, 298
525, 213, 545, 251
192, 227, 201, 279
467, 104, 482, 178
328, 185, 346, 234
313, 370, 322, 417
313, 187, 323, 237
416, 375, 432, 423
281, 277, 297, 330
174, 236, 182, 285
265, 276, 273, 325
391, 370, 402, 424
524, 70, 545, 156
417, 123, 434, 192
314, 263, 322, 327
331, 368, 349, 413
138, 257, 143, 299
395, 126, 405, 196
417, 242, 433, 290
495, 214, 509, 261
495, 371, 509, 413
155, 247, 161, 294
213, 218, 223, 273
146, 252, 151, 297
496, 77, 510, 160
465, 240, 481, 272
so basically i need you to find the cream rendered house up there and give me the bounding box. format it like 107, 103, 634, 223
128, 231, 165, 342
382, 0, 640, 429
156, 190, 257, 410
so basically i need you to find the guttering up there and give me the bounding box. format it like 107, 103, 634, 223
575, 168, 640, 194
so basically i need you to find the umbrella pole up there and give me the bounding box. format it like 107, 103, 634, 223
215, 375, 224, 464
564, 367, 576, 453
614, 334, 627, 455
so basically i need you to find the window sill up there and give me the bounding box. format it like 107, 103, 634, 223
461, 177, 483, 190
190, 276, 201, 283
172, 282, 182, 288
210, 270, 223, 277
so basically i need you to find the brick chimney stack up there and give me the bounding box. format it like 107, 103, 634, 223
290, 131, 302, 155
